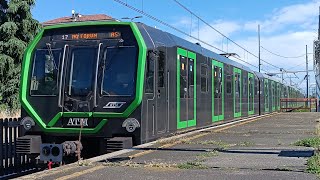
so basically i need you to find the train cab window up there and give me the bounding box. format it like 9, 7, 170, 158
158, 50, 165, 88
30, 48, 62, 96
68, 47, 97, 96
101, 46, 137, 96
145, 51, 155, 93
200, 64, 208, 93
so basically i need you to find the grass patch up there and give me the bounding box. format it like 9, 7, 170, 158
177, 161, 208, 169
236, 141, 255, 147
195, 140, 231, 149
306, 154, 320, 174
294, 137, 320, 148
197, 150, 219, 158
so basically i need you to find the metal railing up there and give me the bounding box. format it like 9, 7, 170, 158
280, 98, 318, 112
0, 118, 38, 179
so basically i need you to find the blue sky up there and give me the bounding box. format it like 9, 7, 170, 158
32, 0, 320, 93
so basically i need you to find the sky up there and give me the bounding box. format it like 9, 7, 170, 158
32, 0, 320, 94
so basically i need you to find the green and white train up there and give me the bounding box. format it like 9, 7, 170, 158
17, 21, 303, 161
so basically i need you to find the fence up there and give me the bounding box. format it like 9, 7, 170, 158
280, 98, 318, 112
1, 118, 37, 179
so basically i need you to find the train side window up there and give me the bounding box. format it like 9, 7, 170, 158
226, 75, 232, 94
158, 50, 165, 88
200, 64, 208, 93
145, 51, 155, 93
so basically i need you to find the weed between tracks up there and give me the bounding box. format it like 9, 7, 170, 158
297, 137, 320, 175
176, 161, 208, 169
294, 137, 320, 148
236, 141, 255, 147
306, 154, 320, 174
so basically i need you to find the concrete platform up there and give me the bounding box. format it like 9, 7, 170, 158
17, 113, 320, 180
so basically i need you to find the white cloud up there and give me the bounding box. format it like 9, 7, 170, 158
244, 0, 320, 32
178, 0, 319, 92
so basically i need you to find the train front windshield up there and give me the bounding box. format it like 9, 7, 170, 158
29, 25, 139, 112
101, 46, 137, 96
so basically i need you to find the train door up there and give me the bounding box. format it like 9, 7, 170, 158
144, 48, 168, 137
212, 60, 224, 122
177, 48, 196, 129
264, 79, 269, 112
155, 47, 167, 134
248, 73, 254, 115
233, 67, 242, 118
61, 44, 102, 125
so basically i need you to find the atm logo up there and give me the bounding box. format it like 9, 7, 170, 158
103, 102, 126, 109
67, 118, 88, 127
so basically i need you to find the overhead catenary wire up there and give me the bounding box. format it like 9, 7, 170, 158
112, 0, 263, 71
261, 46, 313, 59
172, 0, 282, 71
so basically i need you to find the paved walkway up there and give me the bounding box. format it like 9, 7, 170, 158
18, 113, 319, 180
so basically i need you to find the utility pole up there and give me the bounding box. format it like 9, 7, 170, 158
258, 24, 261, 115
306, 45, 309, 99
258, 25, 261, 73
280, 68, 284, 83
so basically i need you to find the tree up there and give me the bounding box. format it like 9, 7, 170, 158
0, 0, 40, 112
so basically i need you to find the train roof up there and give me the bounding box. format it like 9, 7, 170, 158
136, 23, 253, 73
136, 23, 302, 91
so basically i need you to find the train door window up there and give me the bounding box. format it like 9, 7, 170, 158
235, 73, 241, 97
243, 75, 247, 96
248, 77, 252, 96
30, 48, 62, 96
158, 50, 165, 88
214, 66, 219, 98
188, 58, 194, 98
254, 78, 258, 95
180, 55, 188, 98
145, 51, 155, 93
219, 67, 223, 94
200, 64, 208, 93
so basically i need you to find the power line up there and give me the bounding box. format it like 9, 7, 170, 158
173, 0, 282, 71
112, 0, 263, 70
172, 0, 282, 71
287, 59, 313, 70
261, 46, 312, 59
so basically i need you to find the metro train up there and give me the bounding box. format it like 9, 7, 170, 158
17, 20, 303, 161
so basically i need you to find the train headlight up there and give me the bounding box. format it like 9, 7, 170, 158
42, 146, 51, 156
122, 118, 140, 132
20, 116, 35, 130
51, 146, 60, 157
40, 144, 63, 162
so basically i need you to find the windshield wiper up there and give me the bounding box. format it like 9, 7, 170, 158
46, 43, 58, 70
